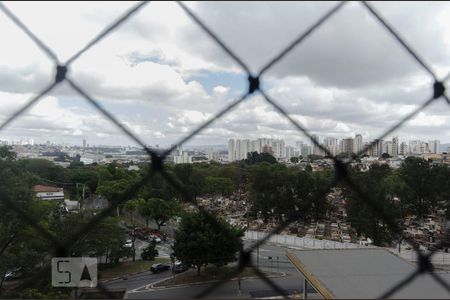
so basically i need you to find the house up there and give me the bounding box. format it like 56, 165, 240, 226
33, 185, 64, 201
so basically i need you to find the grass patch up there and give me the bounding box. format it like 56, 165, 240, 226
153, 266, 280, 288
99, 258, 170, 281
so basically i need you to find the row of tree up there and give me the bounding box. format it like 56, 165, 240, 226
0, 156, 133, 296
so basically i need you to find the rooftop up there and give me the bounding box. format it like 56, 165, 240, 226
33, 185, 63, 193
287, 248, 450, 299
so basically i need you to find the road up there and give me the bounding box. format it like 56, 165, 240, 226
102, 240, 317, 299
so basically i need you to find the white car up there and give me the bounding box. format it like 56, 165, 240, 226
123, 239, 133, 248
150, 236, 162, 243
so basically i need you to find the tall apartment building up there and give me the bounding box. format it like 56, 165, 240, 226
228, 139, 236, 162
383, 141, 393, 157
392, 136, 399, 157
428, 140, 440, 154
353, 134, 363, 154
368, 139, 383, 157
409, 140, 429, 154
399, 142, 408, 156
228, 138, 286, 161
271, 139, 286, 160
311, 135, 325, 156
174, 151, 192, 164
207, 151, 220, 162
285, 146, 295, 160
301, 144, 312, 158
340, 138, 354, 155
323, 137, 338, 156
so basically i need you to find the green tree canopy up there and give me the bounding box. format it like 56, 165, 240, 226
399, 157, 435, 219
0, 146, 16, 161
244, 151, 277, 165
342, 164, 402, 246
173, 211, 243, 275
137, 198, 180, 230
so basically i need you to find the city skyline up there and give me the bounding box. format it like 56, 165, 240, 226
2, 133, 450, 151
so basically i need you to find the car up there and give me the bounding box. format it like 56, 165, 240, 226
123, 240, 133, 248
4, 268, 22, 281
152, 236, 162, 243
150, 263, 170, 273
172, 262, 189, 273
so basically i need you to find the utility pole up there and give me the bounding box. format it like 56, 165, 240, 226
82, 184, 86, 210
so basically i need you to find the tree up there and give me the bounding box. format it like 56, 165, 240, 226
141, 241, 158, 261
53, 213, 130, 264
342, 164, 402, 246
244, 151, 277, 165
69, 154, 84, 168
247, 163, 299, 220
307, 154, 323, 161
381, 153, 391, 159
204, 176, 235, 196
137, 198, 180, 230
399, 157, 434, 220
290, 157, 299, 164
0, 146, 16, 161
173, 211, 243, 275
304, 164, 313, 172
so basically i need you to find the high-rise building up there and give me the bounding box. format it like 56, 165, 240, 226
383, 141, 393, 157
262, 144, 273, 155
428, 140, 440, 154
368, 139, 383, 157
341, 138, 354, 155
285, 146, 295, 160
409, 140, 428, 154
174, 151, 192, 164
399, 142, 408, 156
228, 139, 236, 162
83, 139, 86, 148
311, 135, 324, 156
228, 138, 286, 161
207, 151, 220, 162
353, 134, 363, 154
392, 136, 399, 157
301, 144, 312, 158
323, 137, 338, 156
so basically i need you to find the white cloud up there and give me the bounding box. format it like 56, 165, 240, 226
1, 1, 450, 146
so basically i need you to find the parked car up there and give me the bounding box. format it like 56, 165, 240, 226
4, 268, 22, 281
150, 235, 162, 243
123, 240, 133, 248
172, 262, 189, 274
151, 263, 171, 273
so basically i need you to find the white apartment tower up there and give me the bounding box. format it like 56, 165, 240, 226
399, 142, 408, 156
228, 138, 286, 161
341, 138, 354, 155
428, 140, 440, 154
392, 136, 399, 157
353, 134, 363, 154
409, 140, 429, 154
228, 139, 236, 162
323, 137, 338, 156
311, 135, 325, 156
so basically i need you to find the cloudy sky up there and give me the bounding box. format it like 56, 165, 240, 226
1, 1, 450, 148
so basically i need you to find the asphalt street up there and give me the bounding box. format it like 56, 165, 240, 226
102, 240, 316, 299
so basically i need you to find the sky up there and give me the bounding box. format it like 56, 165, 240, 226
1, 1, 450, 148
